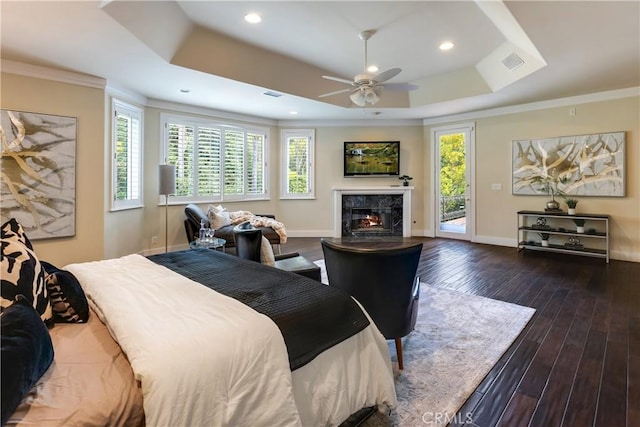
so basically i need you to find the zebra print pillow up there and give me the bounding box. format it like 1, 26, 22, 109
41, 261, 89, 323
0, 219, 52, 324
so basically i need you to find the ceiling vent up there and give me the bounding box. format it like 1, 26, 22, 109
501, 53, 524, 71
262, 91, 283, 98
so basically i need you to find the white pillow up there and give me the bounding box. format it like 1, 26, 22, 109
260, 236, 276, 267
210, 204, 225, 214
207, 205, 231, 229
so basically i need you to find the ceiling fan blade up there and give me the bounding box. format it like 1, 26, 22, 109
380, 82, 419, 91
322, 75, 355, 85
319, 88, 355, 98
373, 68, 401, 83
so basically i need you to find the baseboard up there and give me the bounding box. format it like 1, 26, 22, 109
473, 235, 517, 248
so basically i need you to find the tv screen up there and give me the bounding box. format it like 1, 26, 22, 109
344, 141, 400, 176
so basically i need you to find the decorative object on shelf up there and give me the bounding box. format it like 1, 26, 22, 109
573, 218, 586, 233
530, 171, 568, 212
564, 197, 578, 215
398, 175, 413, 186
532, 216, 550, 230
539, 232, 550, 247
512, 131, 626, 197
565, 236, 584, 249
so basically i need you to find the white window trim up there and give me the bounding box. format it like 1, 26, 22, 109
159, 113, 270, 204
111, 99, 143, 211
280, 129, 315, 200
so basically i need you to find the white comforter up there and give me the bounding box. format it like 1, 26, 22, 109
66, 254, 301, 426
66, 254, 396, 426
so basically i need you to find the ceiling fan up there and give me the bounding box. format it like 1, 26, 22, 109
319, 30, 418, 107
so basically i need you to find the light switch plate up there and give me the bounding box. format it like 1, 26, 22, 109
491, 183, 503, 191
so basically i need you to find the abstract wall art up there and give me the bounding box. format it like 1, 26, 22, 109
512, 131, 625, 197
1, 110, 77, 239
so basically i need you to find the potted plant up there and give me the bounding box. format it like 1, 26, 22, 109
573, 218, 586, 233
531, 171, 569, 211
398, 175, 413, 186
539, 232, 551, 247
564, 197, 578, 215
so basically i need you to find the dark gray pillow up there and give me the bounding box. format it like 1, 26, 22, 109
0, 295, 54, 425
41, 261, 89, 323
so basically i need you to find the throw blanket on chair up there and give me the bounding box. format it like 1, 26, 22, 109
230, 211, 288, 244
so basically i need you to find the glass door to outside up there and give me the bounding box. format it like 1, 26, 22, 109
433, 124, 474, 240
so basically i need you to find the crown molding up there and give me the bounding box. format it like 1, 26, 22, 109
1, 59, 106, 89
147, 98, 278, 127
276, 118, 423, 128
422, 86, 640, 125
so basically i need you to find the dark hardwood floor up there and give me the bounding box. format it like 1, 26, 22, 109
281, 237, 640, 427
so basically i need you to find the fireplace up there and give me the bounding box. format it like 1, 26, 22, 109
333, 186, 413, 238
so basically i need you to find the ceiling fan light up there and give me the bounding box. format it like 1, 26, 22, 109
350, 91, 366, 107
364, 87, 379, 104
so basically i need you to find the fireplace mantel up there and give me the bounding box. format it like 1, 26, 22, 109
333, 186, 413, 237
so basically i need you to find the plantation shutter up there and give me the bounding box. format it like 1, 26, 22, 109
197, 126, 222, 197
161, 113, 269, 202
112, 101, 143, 210
246, 132, 265, 195
224, 129, 245, 196
167, 123, 195, 197
281, 129, 314, 199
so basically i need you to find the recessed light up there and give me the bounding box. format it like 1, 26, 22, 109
439, 41, 454, 51
289, 111, 298, 115
180, 88, 191, 93
244, 13, 262, 24
367, 65, 379, 73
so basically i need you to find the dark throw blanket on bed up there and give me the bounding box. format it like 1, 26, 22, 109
148, 249, 370, 370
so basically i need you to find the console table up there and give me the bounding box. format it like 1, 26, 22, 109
517, 210, 610, 263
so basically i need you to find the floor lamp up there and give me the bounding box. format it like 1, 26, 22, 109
159, 164, 176, 253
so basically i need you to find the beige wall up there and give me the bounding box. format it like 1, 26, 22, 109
426, 96, 639, 260
1, 72, 106, 266
278, 126, 425, 236
2, 68, 638, 263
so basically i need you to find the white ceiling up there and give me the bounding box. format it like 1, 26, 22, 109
1, 1, 638, 122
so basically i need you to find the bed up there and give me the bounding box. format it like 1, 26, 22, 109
4, 247, 396, 426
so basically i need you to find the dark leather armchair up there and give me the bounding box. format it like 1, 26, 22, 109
320, 238, 423, 370
233, 223, 321, 281
184, 204, 281, 250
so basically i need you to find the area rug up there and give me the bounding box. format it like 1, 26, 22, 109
313, 259, 535, 426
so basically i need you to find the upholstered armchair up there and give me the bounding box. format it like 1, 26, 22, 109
320, 238, 423, 370
233, 223, 321, 281
183, 204, 281, 250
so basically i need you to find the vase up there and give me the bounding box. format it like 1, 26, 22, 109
403, 181, 409, 186
546, 200, 560, 210
568, 208, 576, 215
576, 226, 585, 233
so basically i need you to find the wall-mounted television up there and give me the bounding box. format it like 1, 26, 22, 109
344, 141, 400, 176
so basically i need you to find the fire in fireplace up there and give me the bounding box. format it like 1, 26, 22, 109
350, 207, 392, 233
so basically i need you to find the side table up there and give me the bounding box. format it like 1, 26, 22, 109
189, 238, 227, 253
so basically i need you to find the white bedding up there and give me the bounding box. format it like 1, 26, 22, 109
66, 254, 396, 426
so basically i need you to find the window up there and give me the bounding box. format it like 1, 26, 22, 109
280, 129, 314, 199
111, 100, 143, 210
161, 113, 269, 203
